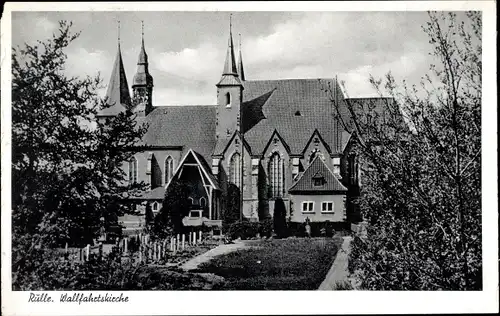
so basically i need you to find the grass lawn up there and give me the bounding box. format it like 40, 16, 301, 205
194, 237, 344, 290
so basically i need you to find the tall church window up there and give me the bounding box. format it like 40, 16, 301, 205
165, 156, 174, 184
229, 153, 241, 187
225, 92, 231, 107
269, 152, 284, 198
129, 157, 138, 184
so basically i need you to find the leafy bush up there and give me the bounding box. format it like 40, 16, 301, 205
258, 219, 273, 238
287, 221, 348, 237
225, 221, 259, 240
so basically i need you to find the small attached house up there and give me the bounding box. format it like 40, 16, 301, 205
288, 156, 348, 223
167, 149, 223, 229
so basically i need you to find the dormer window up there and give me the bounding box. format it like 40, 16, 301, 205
295, 111, 302, 116
225, 92, 231, 107
313, 176, 325, 187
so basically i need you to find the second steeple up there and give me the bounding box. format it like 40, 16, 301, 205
132, 21, 154, 116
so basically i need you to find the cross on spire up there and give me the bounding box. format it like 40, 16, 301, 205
117, 20, 121, 46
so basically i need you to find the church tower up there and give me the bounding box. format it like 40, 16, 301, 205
132, 21, 154, 116
216, 16, 244, 140
237, 34, 245, 81
97, 21, 132, 119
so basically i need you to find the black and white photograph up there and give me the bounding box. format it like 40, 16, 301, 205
1, 1, 498, 315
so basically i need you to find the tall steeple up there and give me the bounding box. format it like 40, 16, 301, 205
237, 33, 246, 81
215, 14, 244, 142
99, 21, 132, 117
132, 21, 154, 116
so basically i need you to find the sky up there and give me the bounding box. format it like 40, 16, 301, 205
12, 11, 441, 105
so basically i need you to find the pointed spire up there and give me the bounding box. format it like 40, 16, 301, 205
102, 21, 131, 114
137, 20, 148, 65
222, 14, 238, 76
133, 20, 153, 87
237, 33, 245, 81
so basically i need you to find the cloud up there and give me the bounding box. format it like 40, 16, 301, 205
65, 48, 112, 97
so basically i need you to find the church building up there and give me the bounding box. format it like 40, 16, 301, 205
97, 20, 389, 232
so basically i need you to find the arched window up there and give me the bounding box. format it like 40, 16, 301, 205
128, 157, 138, 184
225, 92, 231, 107
164, 156, 174, 184
229, 153, 241, 187
152, 202, 159, 212
200, 197, 206, 208
188, 197, 194, 205
268, 152, 284, 198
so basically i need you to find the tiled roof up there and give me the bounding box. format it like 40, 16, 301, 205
141, 105, 216, 162
133, 186, 165, 200
99, 45, 132, 117
289, 156, 347, 193
241, 79, 345, 156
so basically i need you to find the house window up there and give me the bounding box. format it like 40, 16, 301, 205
152, 202, 159, 212
321, 202, 334, 213
225, 92, 231, 107
189, 210, 202, 218
268, 152, 284, 198
229, 153, 241, 187
313, 177, 324, 187
302, 201, 314, 213
200, 197, 206, 208
128, 157, 138, 184
165, 156, 174, 184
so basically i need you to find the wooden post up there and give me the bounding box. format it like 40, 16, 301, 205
188, 232, 192, 245
86, 244, 90, 261
163, 240, 167, 258
65, 242, 68, 254
173, 238, 177, 254
170, 237, 174, 252
98, 242, 103, 261
193, 231, 197, 246
182, 234, 185, 250
199, 230, 202, 243
124, 237, 128, 254
79, 248, 83, 262
176, 234, 180, 251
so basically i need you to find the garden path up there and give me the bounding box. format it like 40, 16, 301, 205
180, 240, 248, 271
318, 236, 352, 290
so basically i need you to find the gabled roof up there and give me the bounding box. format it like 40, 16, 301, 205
301, 129, 332, 155
261, 129, 291, 156
241, 78, 346, 156
140, 106, 216, 162
289, 156, 347, 193
213, 130, 252, 157
99, 44, 131, 117
167, 149, 220, 191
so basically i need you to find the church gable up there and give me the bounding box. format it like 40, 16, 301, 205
302, 129, 332, 167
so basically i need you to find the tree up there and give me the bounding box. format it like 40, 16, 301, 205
11, 21, 147, 285
222, 183, 241, 226
153, 179, 190, 237
273, 198, 287, 238
326, 12, 481, 290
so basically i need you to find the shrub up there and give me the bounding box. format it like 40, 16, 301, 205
225, 221, 260, 240
258, 219, 273, 238
287, 221, 348, 237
